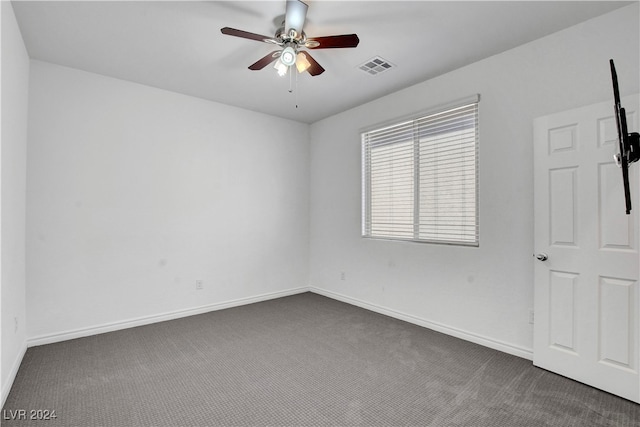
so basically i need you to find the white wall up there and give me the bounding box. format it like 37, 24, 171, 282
26, 60, 310, 341
309, 4, 640, 357
1, 0, 29, 405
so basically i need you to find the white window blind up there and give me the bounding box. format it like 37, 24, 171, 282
362, 99, 479, 246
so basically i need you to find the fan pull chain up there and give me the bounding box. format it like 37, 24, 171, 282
295, 69, 299, 108
287, 66, 299, 109
288, 67, 293, 93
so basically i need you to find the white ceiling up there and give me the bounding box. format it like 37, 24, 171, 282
11, 1, 631, 123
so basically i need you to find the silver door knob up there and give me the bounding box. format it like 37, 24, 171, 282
535, 253, 548, 261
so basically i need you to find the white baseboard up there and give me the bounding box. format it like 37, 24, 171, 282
310, 286, 534, 361
26, 285, 532, 360
27, 286, 310, 347
2, 340, 28, 408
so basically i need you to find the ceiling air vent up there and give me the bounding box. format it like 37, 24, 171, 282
358, 56, 395, 75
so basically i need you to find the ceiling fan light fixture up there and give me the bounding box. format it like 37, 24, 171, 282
295, 52, 311, 73
274, 59, 288, 76
280, 46, 297, 66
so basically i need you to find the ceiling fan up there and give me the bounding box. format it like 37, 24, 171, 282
220, 0, 359, 77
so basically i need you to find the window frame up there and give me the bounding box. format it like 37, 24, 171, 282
361, 95, 480, 247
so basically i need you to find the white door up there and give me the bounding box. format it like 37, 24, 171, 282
533, 95, 639, 403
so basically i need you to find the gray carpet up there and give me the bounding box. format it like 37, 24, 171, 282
2, 292, 639, 426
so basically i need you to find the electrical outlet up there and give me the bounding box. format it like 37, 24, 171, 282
196, 280, 203, 290
528, 309, 535, 324
340, 272, 346, 281
14, 317, 18, 333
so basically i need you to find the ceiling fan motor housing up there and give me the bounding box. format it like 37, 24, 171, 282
275, 24, 307, 45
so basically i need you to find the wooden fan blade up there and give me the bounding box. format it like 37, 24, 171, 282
248, 51, 281, 70
306, 34, 359, 49
221, 27, 274, 43
303, 52, 325, 76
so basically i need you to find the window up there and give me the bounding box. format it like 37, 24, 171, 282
362, 97, 479, 246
